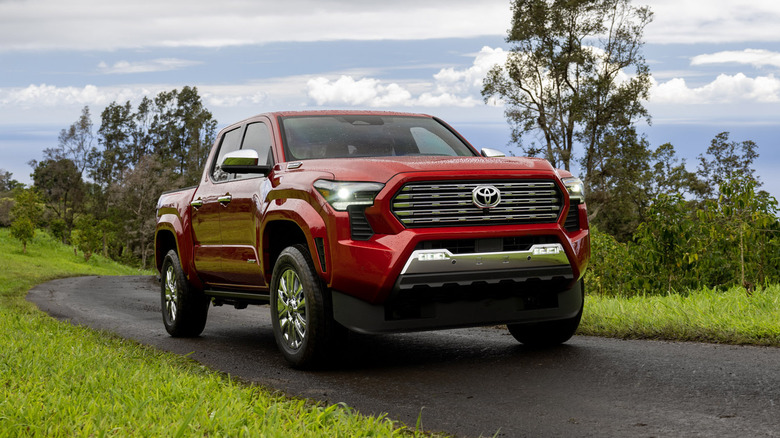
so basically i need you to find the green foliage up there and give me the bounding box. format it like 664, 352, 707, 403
698, 175, 779, 288
697, 132, 760, 198
10, 188, 43, 253
31, 157, 84, 243
72, 214, 103, 261
0, 197, 13, 227
587, 173, 780, 297
10, 216, 36, 254
585, 128, 653, 240
0, 168, 23, 193
584, 227, 634, 296
632, 193, 702, 293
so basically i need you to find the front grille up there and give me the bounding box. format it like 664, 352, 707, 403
392, 180, 562, 228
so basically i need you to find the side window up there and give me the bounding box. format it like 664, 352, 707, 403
410, 127, 457, 156
212, 127, 243, 182
241, 122, 273, 167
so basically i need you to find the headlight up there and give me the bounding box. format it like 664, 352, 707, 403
561, 177, 585, 203
313, 180, 385, 211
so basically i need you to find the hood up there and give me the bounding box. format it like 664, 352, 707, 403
285, 156, 556, 183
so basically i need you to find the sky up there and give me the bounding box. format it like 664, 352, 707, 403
1, 0, 779, 199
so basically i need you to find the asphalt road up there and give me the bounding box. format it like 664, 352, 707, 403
27, 275, 780, 437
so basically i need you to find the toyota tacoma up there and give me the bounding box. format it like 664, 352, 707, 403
155, 111, 589, 368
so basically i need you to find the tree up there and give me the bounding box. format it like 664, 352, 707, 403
72, 214, 103, 261
0, 169, 22, 227
110, 154, 183, 268
92, 101, 135, 188
131, 96, 155, 165
43, 106, 95, 179
0, 169, 22, 193
585, 126, 652, 239
10, 188, 43, 253
697, 132, 760, 200
699, 176, 778, 290
648, 142, 704, 200
482, 0, 653, 174
148, 86, 217, 185
31, 158, 85, 243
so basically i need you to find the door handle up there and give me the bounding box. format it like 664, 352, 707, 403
190, 199, 203, 209
218, 194, 232, 205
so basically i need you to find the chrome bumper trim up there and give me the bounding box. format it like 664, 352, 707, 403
400, 243, 569, 275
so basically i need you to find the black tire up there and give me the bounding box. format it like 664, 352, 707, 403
507, 280, 584, 347
161, 249, 209, 337
270, 244, 343, 369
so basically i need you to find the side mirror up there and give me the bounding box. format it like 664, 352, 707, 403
220, 149, 271, 175
480, 148, 505, 158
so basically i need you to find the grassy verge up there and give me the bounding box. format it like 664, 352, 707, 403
0, 228, 422, 437
580, 286, 780, 346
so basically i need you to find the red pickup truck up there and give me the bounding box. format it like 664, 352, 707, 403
155, 111, 589, 368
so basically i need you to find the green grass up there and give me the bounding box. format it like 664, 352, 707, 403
0, 228, 424, 437
580, 286, 780, 346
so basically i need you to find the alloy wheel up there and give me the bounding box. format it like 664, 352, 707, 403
276, 268, 307, 350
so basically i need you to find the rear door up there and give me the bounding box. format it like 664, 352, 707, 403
191, 125, 243, 284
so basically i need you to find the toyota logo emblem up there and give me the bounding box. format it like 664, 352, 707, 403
472, 185, 501, 209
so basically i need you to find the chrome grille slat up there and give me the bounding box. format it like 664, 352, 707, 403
392, 179, 563, 228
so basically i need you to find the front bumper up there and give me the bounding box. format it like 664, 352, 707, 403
332, 277, 583, 334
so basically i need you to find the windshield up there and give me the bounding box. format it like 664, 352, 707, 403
279, 115, 476, 161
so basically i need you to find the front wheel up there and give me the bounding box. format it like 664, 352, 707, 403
507, 280, 584, 347
270, 244, 343, 369
161, 249, 209, 337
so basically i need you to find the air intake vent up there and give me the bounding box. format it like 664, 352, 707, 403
564, 201, 581, 232
392, 180, 562, 228
348, 206, 374, 240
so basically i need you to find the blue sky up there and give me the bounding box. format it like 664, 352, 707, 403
1, 0, 779, 199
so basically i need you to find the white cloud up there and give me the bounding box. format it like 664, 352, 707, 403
644, 0, 780, 44
0, 84, 127, 107
6, 46, 778, 121
691, 49, 780, 69
650, 73, 780, 104
0, 0, 510, 51
306, 47, 508, 108
306, 76, 413, 107
432, 47, 508, 95
2, 0, 776, 51
97, 58, 202, 74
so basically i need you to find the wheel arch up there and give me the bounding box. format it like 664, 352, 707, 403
262, 219, 312, 285
154, 226, 179, 273
154, 225, 203, 290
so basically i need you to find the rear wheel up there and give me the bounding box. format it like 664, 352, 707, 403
161, 249, 209, 337
507, 280, 584, 347
270, 244, 343, 369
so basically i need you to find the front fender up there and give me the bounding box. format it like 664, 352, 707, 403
261, 197, 329, 282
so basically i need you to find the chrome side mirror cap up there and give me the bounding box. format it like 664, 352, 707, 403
480, 148, 505, 158
220, 149, 271, 174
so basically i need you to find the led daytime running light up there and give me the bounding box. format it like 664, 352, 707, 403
561, 177, 585, 203
314, 180, 384, 211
